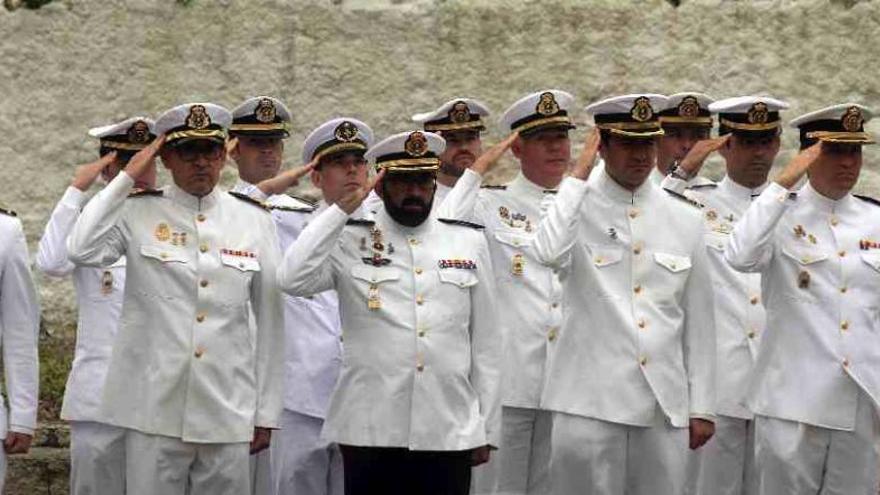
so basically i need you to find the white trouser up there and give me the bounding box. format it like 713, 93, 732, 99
269, 409, 343, 495
251, 446, 272, 495
550, 409, 689, 495
754, 392, 879, 495
70, 420, 127, 495
472, 406, 552, 495
124, 428, 250, 495
685, 415, 756, 495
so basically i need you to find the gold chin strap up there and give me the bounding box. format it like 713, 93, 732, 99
100, 140, 151, 151
165, 129, 228, 143
229, 122, 291, 132
719, 118, 780, 131
514, 116, 573, 134
806, 131, 875, 145
375, 158, 440, 172
424, 120, 484, 132
658, 116, 714, 126
313, 142, 367, 162
600, 127, 665, 138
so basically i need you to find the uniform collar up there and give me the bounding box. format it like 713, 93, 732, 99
719, 176, 767, 203
649, 167, 666, 185
800, 181, 854, 213
231, 178, 253, 194
166, 181, 220, 212
595, 167, 654, 204
509, 171, 559, 197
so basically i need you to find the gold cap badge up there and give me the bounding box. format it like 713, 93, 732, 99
677, 96, 700, 119
254, 98, 277, 124
334, 121, 360, 142
630, 97, 654, 122
186, 105, 211, 130
404, 131, 428, 157
449, 101, 471, 124
747, 102, 769, 125
536, 92, 560, 116
127, 120, 150, 144
842, 106, 863, 132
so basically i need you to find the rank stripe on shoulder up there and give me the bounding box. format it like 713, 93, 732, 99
437, 218, 485, 230
855, 194, 880, 207
664, 189, 704, 209
286, 193, 317, 207
228, 191, 270, 211
0, 205, 17, 217
269, 204, 316, 213
687, 183, 717, 190
480, 184, 507, 190
346, 218, 375, 226
128, 189, 163, 198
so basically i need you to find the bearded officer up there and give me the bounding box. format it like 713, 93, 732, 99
36, 117, 158, 495
67, 102, 284, 495
661, 96, 790, 495
532, 94, 716, 495
249, 117, 376, 495
726, 103, 880, 494
0, 205, 39, 493
436, 89, 575, 495
277, 130, 501, 495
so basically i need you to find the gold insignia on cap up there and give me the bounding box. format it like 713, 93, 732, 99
127, 120, 151, 144
842, 106, 863, 132
677, 96, 700, 119
404, 131, 429, 157
254, 98, 277, 124
186, 105, 211, 130
536, 92, 560, 116
449, 101, 471, 124
631, 97, 654, 122
334, 121, 360, 142
747, 102, 769, 125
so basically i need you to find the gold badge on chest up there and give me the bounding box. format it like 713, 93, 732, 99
154, 223, 171, 242
512, 253, 525, 276
100, 270, 114, 295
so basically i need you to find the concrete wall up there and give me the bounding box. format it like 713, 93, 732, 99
2, 0, 879, 325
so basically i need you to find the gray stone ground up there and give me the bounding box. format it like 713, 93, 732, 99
2, 0, 880, 491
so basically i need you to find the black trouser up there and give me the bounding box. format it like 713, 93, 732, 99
339, 445, 473, 495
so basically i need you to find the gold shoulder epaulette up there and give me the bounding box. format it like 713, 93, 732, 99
346, 218, 375, 226
286, 194, 318, 208
228, 191, 270, 211
437, 218, 485, 230
269, 204, 316, 213
128, 189, 164, 198
480, 184, 507, 190
664, 189, 704, 209
0, 205, 17, 217
855, 194, 880, 208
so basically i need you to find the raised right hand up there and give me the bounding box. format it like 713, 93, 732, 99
677, 135, 730, 177
774, 142, 822, 190
124, 134, 166, 181
257, 158, 318, 196
338, 169, 385, 214
72, 152, 117, 192
571, 127, 601, 181
470, 131, 518, 176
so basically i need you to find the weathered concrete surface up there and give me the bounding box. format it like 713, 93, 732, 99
1, 0, 879, 488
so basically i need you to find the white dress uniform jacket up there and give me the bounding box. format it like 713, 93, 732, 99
67, 172, 284, 443
726, 181, 880, 430
233, 180, 342, 418
662, 176, 766, 419
277, 203, 501, 451
533, 171, 715, 427
437, 169, 562, 409
0, 212, 39, 439
36, 186, 126, 422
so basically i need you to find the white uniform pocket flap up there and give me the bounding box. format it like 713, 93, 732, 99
140, 245, 188, 264
861, 252, 880, 272
438, 270, 479, 288
781, 247, 829, 265
220, 253, 261, 272
494, 230, 532, 249
654, 252, 692, 273
588, 244, 623, 268
704, 232, 728, 252
350, 265, 399, 284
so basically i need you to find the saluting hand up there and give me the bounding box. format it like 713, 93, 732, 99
72, 152, 118, 192
775, 141, 822, 190
256, 158, 318, 197
571, 127, 601, 181
470, 131, 518, 176
677, 135, 729, 178
338, 169, 385, 215
125, 134, 166, 181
